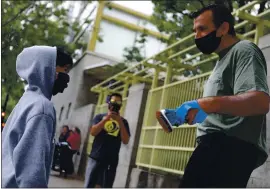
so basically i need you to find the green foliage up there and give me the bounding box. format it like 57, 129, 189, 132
1, 1, 92, 117
123, 33, 148, 63
150, 0, 268, 77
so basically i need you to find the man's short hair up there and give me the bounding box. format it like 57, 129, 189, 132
56, 47, 73, 67
62, 125, 69, 131
108, 93, 122, 102
191, 4, 236, 36
74, 127, 81, 135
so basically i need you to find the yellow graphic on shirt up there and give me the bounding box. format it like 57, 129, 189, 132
104, 119, 120, 137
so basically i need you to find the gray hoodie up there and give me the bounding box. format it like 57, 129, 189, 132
2, 46, 57, 188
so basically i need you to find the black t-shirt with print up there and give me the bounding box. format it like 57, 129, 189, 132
89, 113, 130, 164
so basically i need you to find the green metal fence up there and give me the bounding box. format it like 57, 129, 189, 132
136, 72, 210, 174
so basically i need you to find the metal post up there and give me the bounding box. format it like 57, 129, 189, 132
151, 68, 160, 89
149, 63, 173, 170
88, 1, 105, 51
122, 83, 129, 98
254, 22, 264, 45
97, 91, 104, 106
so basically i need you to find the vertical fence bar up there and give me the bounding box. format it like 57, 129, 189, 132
254, 22, 264, 45
152, 68, 160, 89
88, 1, 105, 51
149, 63, 173, 170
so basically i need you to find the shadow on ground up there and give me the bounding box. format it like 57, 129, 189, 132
48, 170, 84, 188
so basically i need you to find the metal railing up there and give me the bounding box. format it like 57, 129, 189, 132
136, 73, 210, 174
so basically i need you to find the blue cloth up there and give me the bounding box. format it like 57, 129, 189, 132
164, 100, 207, 126
2, 46, 57, 188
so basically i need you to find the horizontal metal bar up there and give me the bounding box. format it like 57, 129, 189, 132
116, 75, 152, 83
139, 145, 195, 152
192, 55, 218, 67
136, 163, 184, 175
102, 14, 169, 40
142, 125, 196, 130
244, 29, 256, 37
174, 56, 218, 75
169, 45, 197, 59
236, 10, 260, 24
113, 85, 124, 91
258, 9, 270, 18
143, 72, 154, 79
235, 20, 249, 30
152, 33, 195, 61
182, 52, 203, 63
120, 73, 152, 82
151, 71, 211, 92
143, 62, 167, 72
91, 34, 196, 90
106, 2, 151, 21
232, 1, 259, 15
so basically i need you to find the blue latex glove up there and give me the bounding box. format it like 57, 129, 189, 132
175, 100, 207, 125
164, 100, 207, 126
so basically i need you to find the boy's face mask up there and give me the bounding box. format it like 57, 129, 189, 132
52, 72, 70, 96
108, 99, 122, 113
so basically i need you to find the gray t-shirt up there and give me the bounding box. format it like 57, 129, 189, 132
197, 40, 269, 166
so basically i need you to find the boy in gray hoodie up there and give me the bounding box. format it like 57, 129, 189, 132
2, 46, 73, 187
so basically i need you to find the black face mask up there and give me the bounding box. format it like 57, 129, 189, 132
108, 103, 121, 113
52, 72, 70, 96
195, 30, 222, 54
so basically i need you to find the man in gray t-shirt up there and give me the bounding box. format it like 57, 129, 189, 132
159, 4, 269, 188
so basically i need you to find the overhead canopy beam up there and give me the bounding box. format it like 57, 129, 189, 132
102, 14, 169, 40
90, 1, 270, 94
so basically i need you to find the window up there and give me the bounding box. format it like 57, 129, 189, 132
59, 106, 64, 121
66, 103, 72, 119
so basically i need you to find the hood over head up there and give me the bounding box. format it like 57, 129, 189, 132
16, 46, 57, 99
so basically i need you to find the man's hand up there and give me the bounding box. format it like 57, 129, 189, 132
175, 100, 208, 125
107, 111, 121, 122
108, 112, 130, 144
186, 109, 199, 125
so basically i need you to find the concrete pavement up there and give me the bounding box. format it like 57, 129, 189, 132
48, 171, 84, 188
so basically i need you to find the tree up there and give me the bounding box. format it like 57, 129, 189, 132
123, 33, 148, 64
1, 1, 93, 117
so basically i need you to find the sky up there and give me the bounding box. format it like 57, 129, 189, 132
114, 1, 154, 15
65, 1, 154, 23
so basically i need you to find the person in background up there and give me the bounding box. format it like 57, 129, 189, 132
67, 127, 81, 153
52, 125, 70, 171
84, 93, 131, 188
59, 127, 81, 178
59, 125, 70, 142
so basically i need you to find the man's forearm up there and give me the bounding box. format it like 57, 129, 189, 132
197, 91, 269, 116
90, 119, 107, 136
118, 119, 130, 144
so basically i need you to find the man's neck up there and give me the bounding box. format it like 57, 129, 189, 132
216, 35, 240, 54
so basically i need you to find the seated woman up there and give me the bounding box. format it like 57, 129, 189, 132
67, 127, 81, 153
59, 125, 70, 142
52, 125, 70, 171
